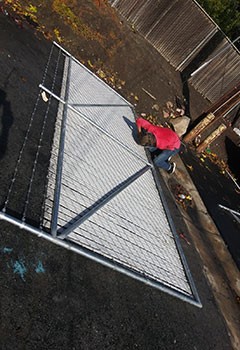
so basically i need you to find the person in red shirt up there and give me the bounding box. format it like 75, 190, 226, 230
136, 117, 181, 174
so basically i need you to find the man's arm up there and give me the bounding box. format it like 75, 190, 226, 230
136, 117, 154, 133
136, 118, 142, 132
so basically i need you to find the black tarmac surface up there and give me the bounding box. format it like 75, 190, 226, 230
0, 12, 237, 350
181, 149, 240, 270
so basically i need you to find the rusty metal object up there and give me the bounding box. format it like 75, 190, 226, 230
205, 82, 240, 117
196, 123, 227, 153
183, 113, 215, 143
184, 84, 240, 147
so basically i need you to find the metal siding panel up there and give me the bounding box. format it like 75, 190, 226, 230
112, 0, 217, 68
190, 39, 240, 101
111, 0, 240, 101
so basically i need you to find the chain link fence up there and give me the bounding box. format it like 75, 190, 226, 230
0, 42, 201, 307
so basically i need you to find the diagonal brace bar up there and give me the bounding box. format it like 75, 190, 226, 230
57, 165, 151, 239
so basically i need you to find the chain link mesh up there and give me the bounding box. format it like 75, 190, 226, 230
1, 42, 200, 305
43, 55, 194, 297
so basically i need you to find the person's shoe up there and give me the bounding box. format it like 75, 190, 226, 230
167, 162, 176, 174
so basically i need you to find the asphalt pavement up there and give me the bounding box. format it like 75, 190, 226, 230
0, 12, 239, 350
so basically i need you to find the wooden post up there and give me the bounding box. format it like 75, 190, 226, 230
196, 123, 227, 153
183, 113, 215, 143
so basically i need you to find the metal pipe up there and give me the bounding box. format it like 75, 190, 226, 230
0, 210, 202, 308
51, 57, 72, 237
212, 89, 240, 113
58, 165, 151, 238
218, 204, 240, 217
38, 84, 152, 166
53, 41, 134, 108
214, 96, 240, 118
225, 170, 240, 191
147, 155, 202, 308
70, 103, 130, 108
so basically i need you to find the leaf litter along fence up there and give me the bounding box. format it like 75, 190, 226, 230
0, 42, 201, 307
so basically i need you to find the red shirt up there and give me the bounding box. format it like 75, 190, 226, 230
136, 118, 181, 150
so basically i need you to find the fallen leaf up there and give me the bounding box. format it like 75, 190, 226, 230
87, 60, 94, 68
186, 164, 193, 171
97, 69, 106, 78
41, 91, 48, 102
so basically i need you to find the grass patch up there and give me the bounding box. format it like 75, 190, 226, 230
52, 0, 104, 44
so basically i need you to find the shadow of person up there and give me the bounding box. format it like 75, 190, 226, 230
122, 116, 139, 144
225, 136, 240, 183
0, 89, 14, 159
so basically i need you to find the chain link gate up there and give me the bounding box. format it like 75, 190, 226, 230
0, 42, 201, 307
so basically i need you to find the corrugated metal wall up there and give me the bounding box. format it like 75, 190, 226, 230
190, 38, 240, 101
110, 0, 240, 102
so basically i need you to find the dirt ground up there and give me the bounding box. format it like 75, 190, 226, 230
1, 0, 211, 120
0, 1, 239, 350
3, 0, 239, 174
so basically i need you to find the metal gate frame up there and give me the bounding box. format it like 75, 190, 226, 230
0, 41, 202, 308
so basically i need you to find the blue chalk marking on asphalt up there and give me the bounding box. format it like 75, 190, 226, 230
1, 248, 46, 278
3, 247, 13, 254
13, 260, 27, 281
35, 260, 45, 273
